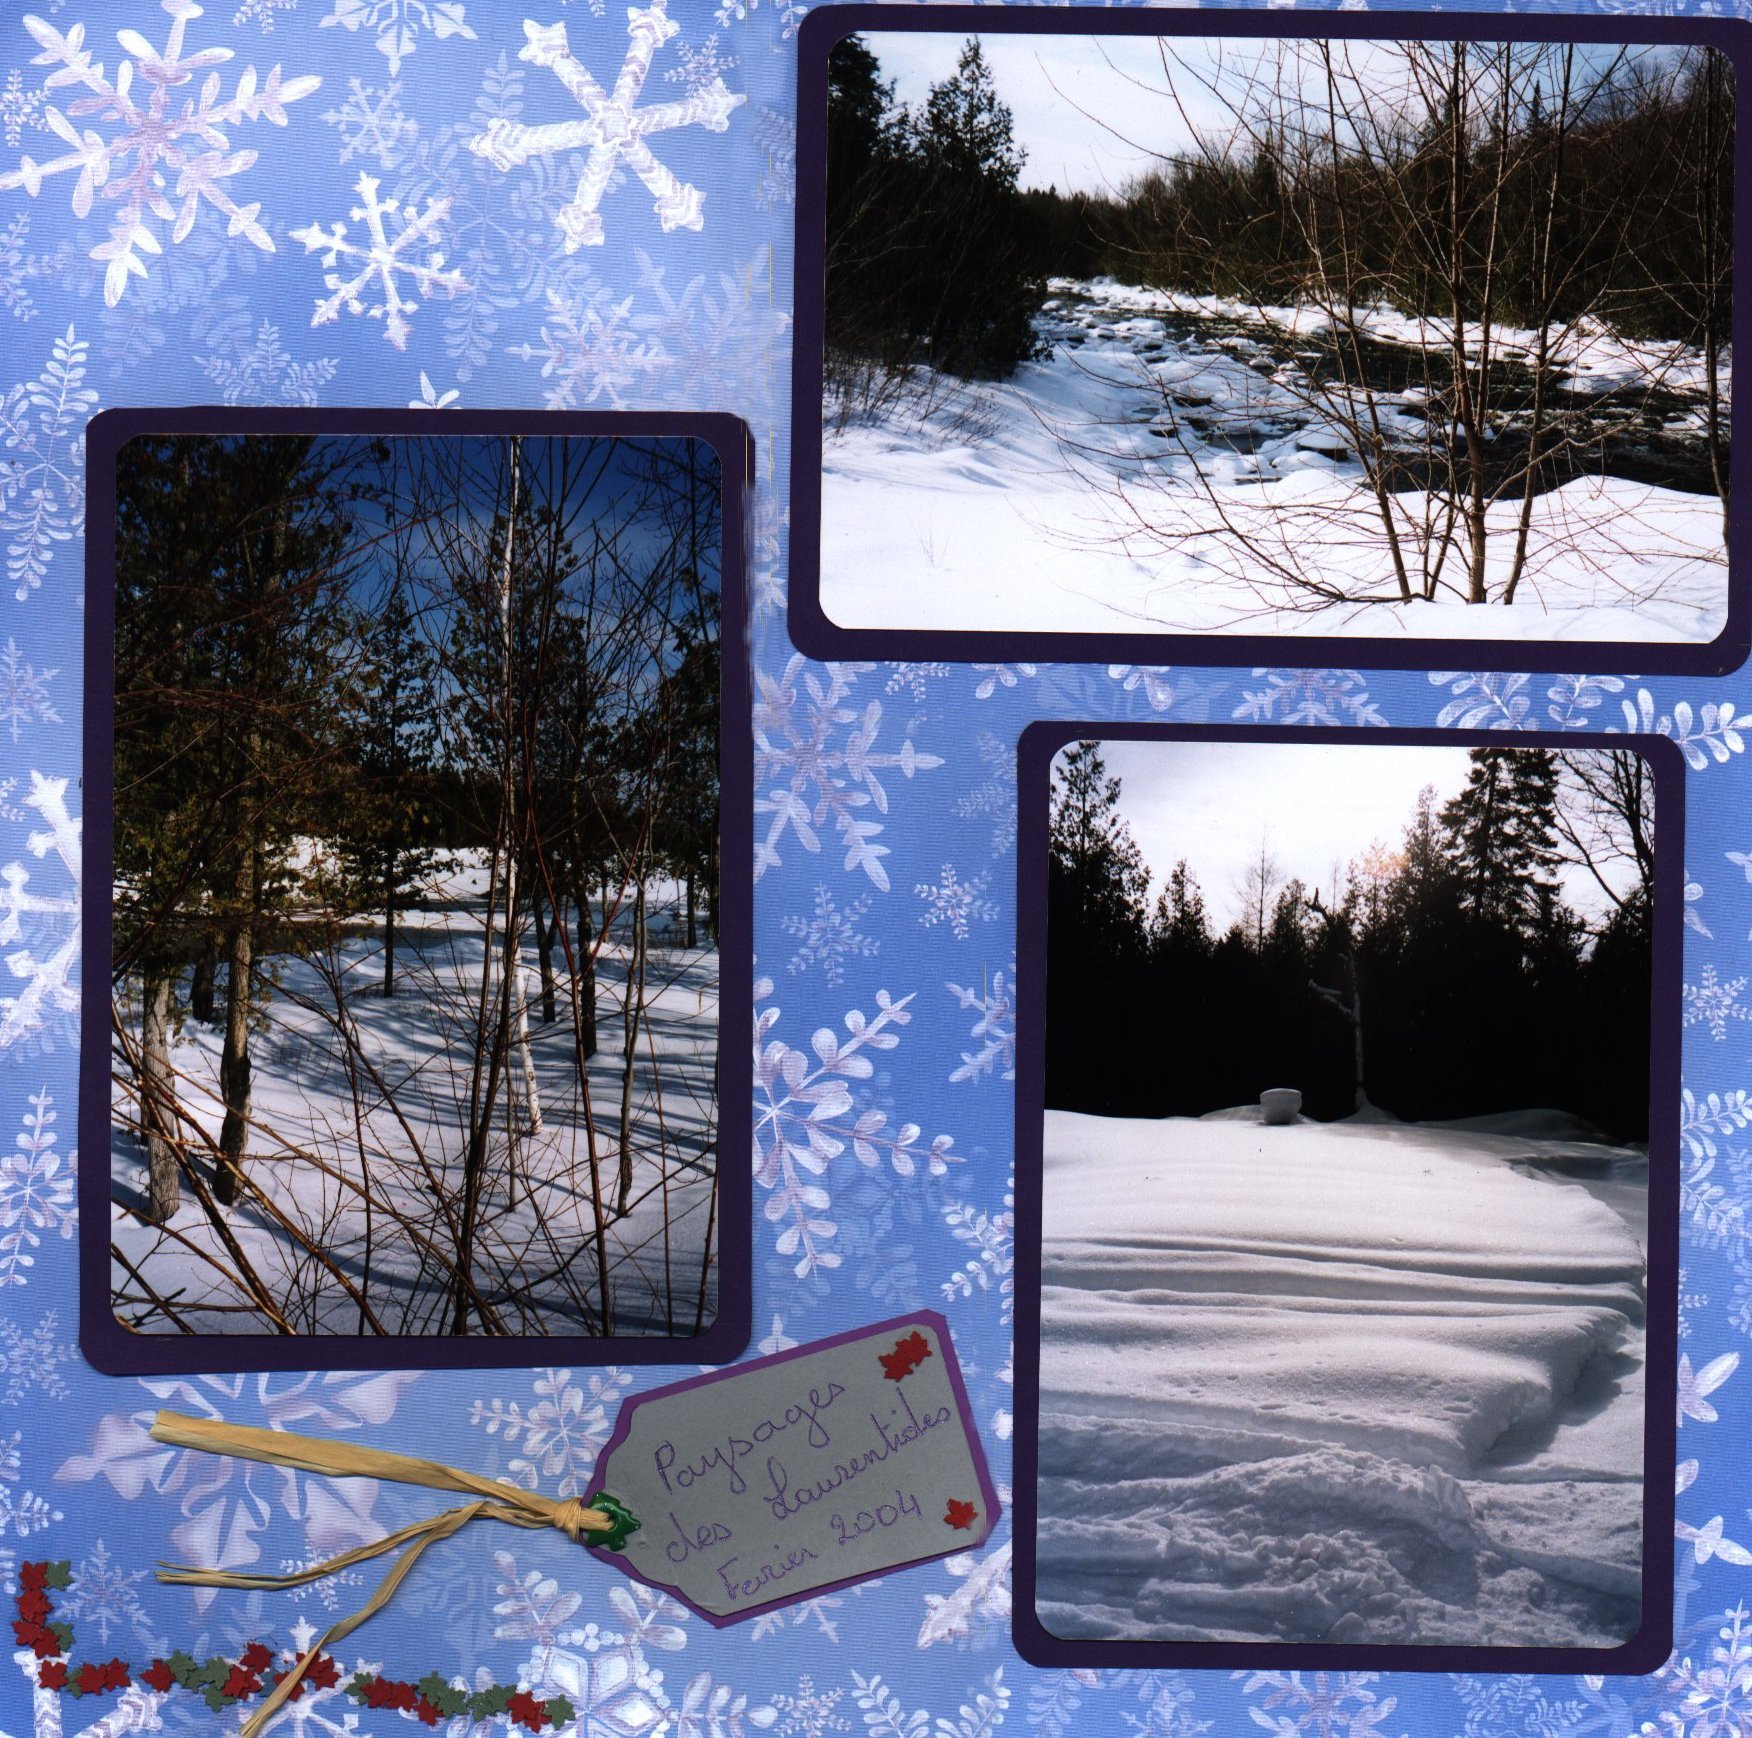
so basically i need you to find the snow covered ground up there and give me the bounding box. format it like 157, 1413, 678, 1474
111, 855, 719, 1338
1036, 1108, 1649, 1647
822, 280, 1729, 641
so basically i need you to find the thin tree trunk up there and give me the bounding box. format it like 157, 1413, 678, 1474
685, 872, 697, 949
617, 876, 646, 1216
382, 847, 398, 997
574, 878, 599, 1060
142, 965, 179, 1221
215, 886, 254, 1207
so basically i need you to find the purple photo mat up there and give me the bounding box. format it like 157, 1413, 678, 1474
788, 5, 1752, 676
1008, 720, 1683, 1674
79, 406, 757, 1375
583, 1306, 1001, 1627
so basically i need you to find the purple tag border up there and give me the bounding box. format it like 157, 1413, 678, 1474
585, 1308, 1001, 1627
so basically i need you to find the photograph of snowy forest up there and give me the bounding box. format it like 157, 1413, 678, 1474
1032, 735, 1661, 1649
816, 26, 1735, 642
105, 430, 726, 1341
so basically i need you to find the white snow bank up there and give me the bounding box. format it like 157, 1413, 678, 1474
1037, 1110, 1647, 1646
822, 282, 1728, 642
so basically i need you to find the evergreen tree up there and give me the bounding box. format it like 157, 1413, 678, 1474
1440, 749, 1561, 937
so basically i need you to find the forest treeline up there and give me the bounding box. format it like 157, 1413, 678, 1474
827, 33, 1733, 389
115, 433, 720, 1240
1046, 745, 1654, 1140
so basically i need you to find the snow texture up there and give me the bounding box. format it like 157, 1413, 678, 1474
823, 279, 1730, 644
1038, 1109, 1648, 1647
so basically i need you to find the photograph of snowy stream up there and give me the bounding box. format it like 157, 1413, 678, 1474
1032, 737, 1658, 1650
105, 430, 725, 1341
816, 30, 1733, 642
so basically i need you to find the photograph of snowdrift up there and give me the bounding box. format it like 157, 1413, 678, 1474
94, 421, 742, 1352
805, 15, 1742, 654
1015, 728, 1677, 1665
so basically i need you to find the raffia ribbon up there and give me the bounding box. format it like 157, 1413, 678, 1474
148, 1410, 639, 1738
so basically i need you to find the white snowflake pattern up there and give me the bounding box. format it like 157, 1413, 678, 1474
410, 370, 458, 408
1683, 965, 1752, 1041
492, 1547, 583, 1646
0, 641, 58, 743
0, 1431, 62, 1547
752, 105, 794, 211
941, 1174, 1013, 1325
321, 76, 418, 168
467, 4, 745, 252
0, 2, 320, 306
0, 1308, 75, 1402
753, 979, 957, 1279
509, 282, 670, 407
274, 1551, 364, 1610
1611, 688, 1747, 769
0, 210, 64, 323
915, 865, 998, 940
0, 1089, 73, 1288
782, 884, 878, 987
1108, 664, 1176, 713
664, 32, 736, 100
468, 1366, 633, 1497
773, 1676, 848, 1738
711, 0, 807, 38
0, 71, 47, 149
955, 732, 1016, 860
0, 773, 82, 1054
1, 323, 97, 600
972, 664, 1036, 701
1429, 670, 1536, 731
633, 245, 787, 420
1681, 1087, 1752, 1163
754, 656, 943, 892
64, 1540, 158, 1650
234, 0, 300, 29
319, 0, 476, 78
1235, 1672, 1397, 1738
196, 318, 336, 404
1645, 1603, 1752, 1738
1234, 669, 1386, 728
291, 171, 468, 350
946, 970, 1015, 1086
917, 1544, 1011, 1652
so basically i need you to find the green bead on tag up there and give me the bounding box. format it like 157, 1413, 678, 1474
584, 1491, 641, 1553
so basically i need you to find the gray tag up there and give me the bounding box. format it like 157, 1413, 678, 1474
589, 1311, 997, 1623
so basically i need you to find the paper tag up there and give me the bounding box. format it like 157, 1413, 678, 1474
588, 1311, 997, 1623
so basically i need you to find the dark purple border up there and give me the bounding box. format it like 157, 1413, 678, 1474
585, 1307, 1001, 1625
1009, 721, 1683, 1674
789, 6, 1752, 676
79, 406, 756, 1375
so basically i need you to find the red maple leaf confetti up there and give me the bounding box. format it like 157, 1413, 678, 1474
239, 1641, 273, 1674
879, 1330, 932, 1382
943, 1498, 978, 1531
509, 1690, 552, 1731
143, 1660, 176, 1694
37, 1661, 67, 1691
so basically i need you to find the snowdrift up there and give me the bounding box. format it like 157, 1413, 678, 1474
1037, 1111, 1648, 1646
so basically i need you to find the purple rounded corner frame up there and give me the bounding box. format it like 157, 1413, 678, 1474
1009, 721, 1684, 1676
79, 406, 757, 1376
788, 4, 1752, 677
584, 1308, 1003, 1627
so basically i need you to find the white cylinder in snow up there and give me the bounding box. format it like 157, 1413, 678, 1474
1260, 1087, 1302, 1126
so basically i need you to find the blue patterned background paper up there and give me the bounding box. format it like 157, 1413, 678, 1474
0, 0, 1749, 1732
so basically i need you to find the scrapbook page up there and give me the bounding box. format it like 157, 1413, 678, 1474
0, 0, 1745, 1731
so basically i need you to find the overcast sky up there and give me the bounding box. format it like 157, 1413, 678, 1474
1079, 738, 1633, 933
863, 31, 1686, 199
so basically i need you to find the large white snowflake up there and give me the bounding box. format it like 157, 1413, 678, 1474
0, 1, 320, 306
467, 3, 745, 251
754, 656, 943, 891
0, 775, 81, 1054
1684, 964, 1752, 1042
946, 970, 1015, 1086
781, 884, 878, 988
1, 325, 97, 601
468, 1365, 632, 1497
291, 171, 467, 350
